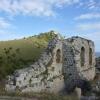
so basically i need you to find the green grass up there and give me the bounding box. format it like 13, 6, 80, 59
0, 91, 78, 100
0, 31, 57, 80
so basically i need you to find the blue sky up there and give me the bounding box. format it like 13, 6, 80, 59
0, 0, 100, 51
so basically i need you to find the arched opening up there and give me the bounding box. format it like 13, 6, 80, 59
13, 77, 16, 85
89, 48, 92, 65
81, 47, 85, 66
56, 49, 61, 63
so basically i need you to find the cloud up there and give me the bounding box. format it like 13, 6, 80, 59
75, 13, 100, 20
0, 0, 99, 17
76, 22, 100, 31
79, 32, 100, 51
0, 17, 11, 29
72, 21, 100, 51
87, 0, 97, 9
85, 32, 100, 41
0, 0, 79, 17
77, 0, 100, 11
87, 0, 100, 10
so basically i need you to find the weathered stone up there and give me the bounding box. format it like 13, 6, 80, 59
6, 34, 95, 93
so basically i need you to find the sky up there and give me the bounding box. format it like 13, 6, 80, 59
0, 0, 100, 51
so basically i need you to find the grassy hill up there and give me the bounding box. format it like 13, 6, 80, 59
0, 31, 57, 80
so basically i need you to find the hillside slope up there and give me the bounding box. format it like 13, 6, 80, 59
0, 31, 57, 80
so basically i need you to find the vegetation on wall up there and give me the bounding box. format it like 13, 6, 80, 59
0, 31, 58, 80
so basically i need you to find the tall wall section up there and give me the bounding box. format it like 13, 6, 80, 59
62, 37, 95, 92
71, 37, 95, 80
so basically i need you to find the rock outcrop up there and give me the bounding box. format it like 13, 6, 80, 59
6, 34, 96, 93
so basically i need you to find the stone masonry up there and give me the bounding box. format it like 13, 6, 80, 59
6, 34, 95, 93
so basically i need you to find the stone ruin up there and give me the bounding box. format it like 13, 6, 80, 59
6, 34, 96, 93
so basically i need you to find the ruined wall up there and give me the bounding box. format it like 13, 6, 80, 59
6, 36, 96, 93
63, 37, 95, 92
72, 37, 95, 80
6, 36, 65, 93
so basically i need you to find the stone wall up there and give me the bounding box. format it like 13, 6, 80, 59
63, 37, 95, 92
6, 36, 65, 93
6, 35, 96, 93
71, 37, 95, 80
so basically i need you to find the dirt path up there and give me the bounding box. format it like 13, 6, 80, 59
0, 96, 38, 100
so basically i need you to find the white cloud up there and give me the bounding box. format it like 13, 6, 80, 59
84, 32, 100, 41
0, 0, 79, 16
88, 0, 100, 10
77, 0, 100, 11
79, 32, 100, 51
72, 21, 100, 51
76, 22, 100, 31
87, 0, 96, 9
0, 17, 11, 29
75, 13, 100, 20
0, 0, 99, 17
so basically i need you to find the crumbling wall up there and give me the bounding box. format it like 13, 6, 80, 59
6, 36, 96, 93
6, 36, 65, 93
71, 37, 95, 80
63, 37, 95, 93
